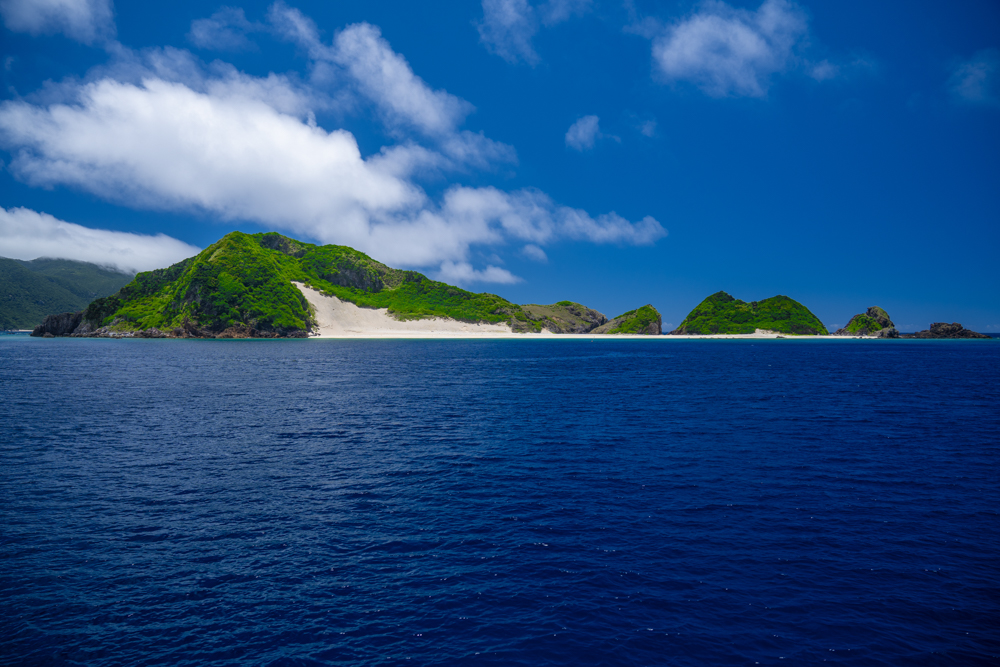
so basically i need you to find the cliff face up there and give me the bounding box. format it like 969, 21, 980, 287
833, 306, 899, 338
670, 292, 827, 335
521, 302, 608, 333
591, 305, 662, 335
900, 323, 990, 339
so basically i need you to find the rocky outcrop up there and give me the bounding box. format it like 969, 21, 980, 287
833, 306, 898, 337
31, 311, 83, 337
31, 312, 308, 339
591, 305, 662, 335
521, 302, 608, 334
900, 323, 990, 339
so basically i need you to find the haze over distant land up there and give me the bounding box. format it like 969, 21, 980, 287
0, 0, 997, 330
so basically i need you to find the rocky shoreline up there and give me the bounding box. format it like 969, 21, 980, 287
899, 322, 990, 339
31, 311, 309, 339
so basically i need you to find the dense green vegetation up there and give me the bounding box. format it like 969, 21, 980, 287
76, 231, 665, 336
599, 305, 662, 334
1, 257, 133, 329
842, 306, 894, 335
83, 232, 528, 333
673, 291, 828, 335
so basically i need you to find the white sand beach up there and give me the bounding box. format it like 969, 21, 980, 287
294, 283, 866, 340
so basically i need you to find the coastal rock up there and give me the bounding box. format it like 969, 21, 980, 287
521, 302, 607, 334
900, 323, 989, 339
31, 311, 83, 337
591, 305, 662, 335
833, 306, 896, 337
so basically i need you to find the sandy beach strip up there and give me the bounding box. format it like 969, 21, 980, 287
293, 283, 871, 340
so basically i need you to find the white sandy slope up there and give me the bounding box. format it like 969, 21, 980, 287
293, 282, 858, 340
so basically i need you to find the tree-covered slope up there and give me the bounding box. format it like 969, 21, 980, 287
592, 305, 662, 335
834, 306, 896, 336
79, 232, 529, 335
1, 257, 133, 330
37, 231, 661, 337
671, 291, 828, 335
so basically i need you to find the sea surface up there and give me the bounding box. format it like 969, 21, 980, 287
1, 337, 998, 666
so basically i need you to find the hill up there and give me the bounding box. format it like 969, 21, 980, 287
833, 306, 898, 338
670, 291, 828, 335
1, 257, 134, 330
32, 232, 662, 337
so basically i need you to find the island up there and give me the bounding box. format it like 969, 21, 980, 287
832, 306, 898, 338
668, 291, 827, 336
30, 231, 662, 338
0, 257, 133, 331
900, 323, 990, 339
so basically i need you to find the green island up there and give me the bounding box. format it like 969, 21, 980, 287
670, 291, 828, 335
0, 257, 134, 330
833, 306, 896, 337
28, 231, 661, 337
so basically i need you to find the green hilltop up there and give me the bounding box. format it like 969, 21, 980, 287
1, 257, 134, 330
671, 291, 828, 335
50, 231, 661, 337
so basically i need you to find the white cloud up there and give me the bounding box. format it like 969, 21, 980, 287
650, 0, 808, 97
539, 0, 592, 26
476, 0, 591, 65
268, 8, 516, 168
189, 7, 261, 52
638, 119, 657, 137
436, 261, 521, 285
565, 115, 601, 150
0, 6, 666, 284
0, 206, 199, 273
478, 0, 539, 65
809, 59, 838, 81
0, 77, 663, 277
521, 244, 548, 262
949, 49, 1000, 107
0, 0, 114, 45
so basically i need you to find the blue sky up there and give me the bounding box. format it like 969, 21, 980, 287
1, 0, 997, 331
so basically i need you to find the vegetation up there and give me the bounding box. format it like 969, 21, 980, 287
82, 232, 528, 333
0, 257, 133, 330
72, 231, 665, 336
599, 305, 662, 334
841, 306, 894, 335
521, 301, 606, 333
673, 291, 828, 335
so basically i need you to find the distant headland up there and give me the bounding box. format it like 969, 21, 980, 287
8, 231, 991, 340
26, 231, 661, 339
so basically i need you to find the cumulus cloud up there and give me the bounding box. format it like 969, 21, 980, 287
477, 0, 591, 65
650, 0, 808, 97
189, 7, 262, 52
0, 0, 115, 44
0, 5, 665, 283
478, 0, 540, 65
521, 244, 547, 262
565, 115, 602, 150
0, 78, 663, 273
268, 7, 515, 169
949, 49, 1000, 107
436, 261, 521, 285
0, 206, 199, 273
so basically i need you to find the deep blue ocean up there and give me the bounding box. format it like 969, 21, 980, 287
2, 337, 998, 666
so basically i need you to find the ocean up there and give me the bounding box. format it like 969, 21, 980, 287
1, 337, 998, 666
